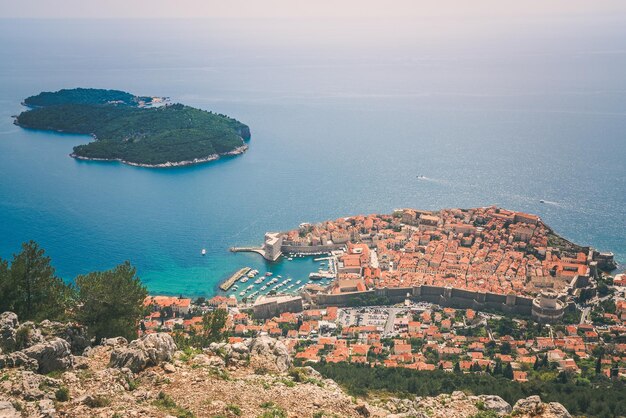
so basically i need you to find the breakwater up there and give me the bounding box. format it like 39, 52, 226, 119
219, 267, 251, 291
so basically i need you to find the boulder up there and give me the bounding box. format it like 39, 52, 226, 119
0, 401, 21, 418
38, 399, 56, 418
0, 311, 19, 353
514, 395, 544, 415
22, 337, 72, 374
248, 336, 291, 372
0, 351, 39, 371
109, 333, 176, 373
545, 402, 571, 418
477, 395, 512, 415
102, 336, 128, 347
39, 320, 91, 355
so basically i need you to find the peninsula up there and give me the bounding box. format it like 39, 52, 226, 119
14, 88, 251, 167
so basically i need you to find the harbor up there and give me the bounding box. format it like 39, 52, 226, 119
219, 252, 340, 301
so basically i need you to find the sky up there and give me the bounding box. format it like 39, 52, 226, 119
2, 0, 626, 19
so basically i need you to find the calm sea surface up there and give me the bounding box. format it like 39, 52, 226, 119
0, 18, 624, 297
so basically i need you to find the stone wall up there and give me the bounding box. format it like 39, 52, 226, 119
313, 285, 535, 316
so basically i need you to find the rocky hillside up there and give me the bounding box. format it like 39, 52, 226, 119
0, 312, 571, 418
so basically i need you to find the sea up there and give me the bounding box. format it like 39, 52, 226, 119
0, 17, 624, 298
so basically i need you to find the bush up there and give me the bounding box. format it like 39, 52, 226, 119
55, 386, 70, 402
85, 395, 111, 408
226, 404, 241, 416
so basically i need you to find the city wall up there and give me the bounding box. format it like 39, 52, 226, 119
280, 243, 345, 254
314, 284, 534, 316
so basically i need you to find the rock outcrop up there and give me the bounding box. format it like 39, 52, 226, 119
0, 312, 19, 353
206, 335, 291, 373
0, 315, 573, 418
0, 312, 83, 374
374, 391, 569, 418
513, 395, 571, 418
22, 337, 72, 374
109, 332, 176, 372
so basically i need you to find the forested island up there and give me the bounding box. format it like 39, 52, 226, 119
15, 88, 251, 167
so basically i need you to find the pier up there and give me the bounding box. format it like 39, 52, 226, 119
219, 267, 251, 291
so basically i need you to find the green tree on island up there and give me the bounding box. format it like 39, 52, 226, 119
0, 241, 72, 321
74, 261, 147, 342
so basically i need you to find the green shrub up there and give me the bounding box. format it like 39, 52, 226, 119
226, 404, 242, 416
55, 386, 70, 402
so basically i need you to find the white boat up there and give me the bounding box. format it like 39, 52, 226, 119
260, 285, 267, 291
265, 272, 273, 276
254, 278, 263, 284
287, 257, 293, 261
201, 248, 206, 256
239, 291, 245, 296
240, 277, 249, 283
295, 280, 302, 285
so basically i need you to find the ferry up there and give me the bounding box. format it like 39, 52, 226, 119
201, 248, 206, 256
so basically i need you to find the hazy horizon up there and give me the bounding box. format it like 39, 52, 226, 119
2, 0, 626, 19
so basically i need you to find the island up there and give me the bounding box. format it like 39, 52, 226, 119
14, 88, 251, 167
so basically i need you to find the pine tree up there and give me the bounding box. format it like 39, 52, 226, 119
503, 362, 514, 379
4, 241, 72, 321
74, 261, 147, 342
454, 361, 461, 373
533, 355, 540, 370
493, 359, 503, 375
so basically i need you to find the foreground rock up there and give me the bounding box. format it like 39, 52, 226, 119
0, 312, 86, 374
109, 332, 177, 372
22, 337, 72, 374
206, 335, 291, 373
374, 391, 569, 418
0, 315, 572, 418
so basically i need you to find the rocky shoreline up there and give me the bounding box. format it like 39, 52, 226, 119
69, 144, 249, 168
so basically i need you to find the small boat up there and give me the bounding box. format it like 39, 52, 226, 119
265, 272, 273, 276
260, 286, 267, 291
295, 280, 302, 285
254, 278, 263, 284
201, 248, 206, 256
287, 257, 293, 261
240, 277, 249, 283
539, 200, 545, 203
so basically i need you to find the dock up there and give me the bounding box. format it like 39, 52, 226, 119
220, 267, 251, 291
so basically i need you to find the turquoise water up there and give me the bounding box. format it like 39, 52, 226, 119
0, 18, 624, 297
